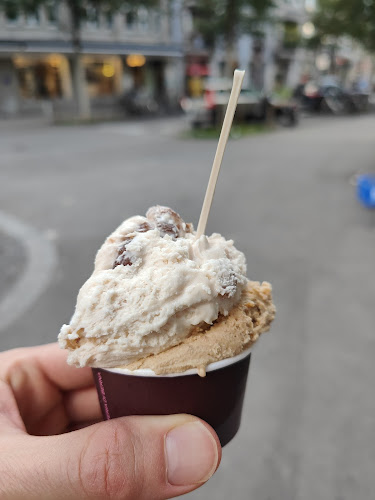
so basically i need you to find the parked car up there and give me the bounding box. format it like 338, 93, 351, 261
182, 78, 299, 128
269, 97, 299, 127
294, 79, 369, 115
182, 78, 267, 128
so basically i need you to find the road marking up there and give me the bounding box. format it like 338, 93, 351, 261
0, 210, 58, 333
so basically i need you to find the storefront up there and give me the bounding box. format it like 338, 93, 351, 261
82, 55, 123, 98
13, 54, 72, 100
0, 36, 183, 117
122, 54, 167, 101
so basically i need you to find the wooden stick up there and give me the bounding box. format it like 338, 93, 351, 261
196, 70, 245, 238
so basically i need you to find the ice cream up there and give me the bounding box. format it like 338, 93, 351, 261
59, 206, 275, 374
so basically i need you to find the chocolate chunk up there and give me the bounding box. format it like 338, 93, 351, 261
137, 221, 153, 233
113, 237, 135, 268
146, 206, 185, 239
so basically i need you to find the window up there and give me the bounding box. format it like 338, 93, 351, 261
14, 57, 64, 99
126, 10, 137, 30
138, 7, 149, 32
25, 11, 40, 27
283, 21, 300, 48
45, 0, 59, 24
153, 11, 162, 32
4, 2, 20, 24
104, 12, 113, 29
86, 5, 99, 29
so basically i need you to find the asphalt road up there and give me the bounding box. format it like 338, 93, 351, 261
0, 230, 26, 302
1, 114, 375, 500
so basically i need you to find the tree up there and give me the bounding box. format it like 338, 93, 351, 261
0, 0, 159, 118
313, 0, 375, 52
191, 0, 274, 76
310, 0, 375, 80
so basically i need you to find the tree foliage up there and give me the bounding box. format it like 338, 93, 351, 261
0, 0, 45, 18
313, 0, 375, 52
192, 0, 275, 50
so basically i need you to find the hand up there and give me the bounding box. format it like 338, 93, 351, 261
0, 343, 221, 499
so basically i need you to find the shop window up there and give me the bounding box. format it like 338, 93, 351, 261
85, 60, 117, 97
15, 59, 63, 99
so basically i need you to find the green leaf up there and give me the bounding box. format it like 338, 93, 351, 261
192, 0, 274, 48
314, 0, 375, 52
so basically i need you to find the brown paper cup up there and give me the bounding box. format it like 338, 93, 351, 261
92, 349, 251, 447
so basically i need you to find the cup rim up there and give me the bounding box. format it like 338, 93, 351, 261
97, 346, 253, 378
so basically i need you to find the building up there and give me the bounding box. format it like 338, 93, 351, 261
0, 0, 185, 118
183, 0, 316, 94
265, 0, 311, 90
233, 0, 315, 92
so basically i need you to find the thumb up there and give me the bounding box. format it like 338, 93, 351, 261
3, 414, 221, 499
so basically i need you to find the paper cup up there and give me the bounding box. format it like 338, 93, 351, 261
92, 348, 251, 446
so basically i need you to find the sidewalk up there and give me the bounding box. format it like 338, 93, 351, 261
0, 116, 50, 132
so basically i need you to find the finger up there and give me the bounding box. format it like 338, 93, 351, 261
0, 380, 25, 434
3, 415, 222, 500
3, 354, 66, 435
0, 344, 97, 434
31, 388, 102, 435
31, 343, 95, 391
0, 343, 94, 392
63, 386, 102, 423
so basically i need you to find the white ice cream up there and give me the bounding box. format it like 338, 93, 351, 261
59, 207, 247, 368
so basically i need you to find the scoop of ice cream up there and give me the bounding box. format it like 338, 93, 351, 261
123, 280, 275, 376
59, 206, 248, 368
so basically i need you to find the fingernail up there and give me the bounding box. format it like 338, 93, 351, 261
165, 421, 219, 486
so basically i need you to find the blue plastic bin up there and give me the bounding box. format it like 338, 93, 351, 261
357, 175, 375, 208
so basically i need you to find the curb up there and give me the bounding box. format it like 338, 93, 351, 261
0, 210, 58, 333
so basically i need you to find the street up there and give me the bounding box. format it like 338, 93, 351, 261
1, 114, 375, 500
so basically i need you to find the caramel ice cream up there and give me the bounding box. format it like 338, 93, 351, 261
58, 206, 275, 374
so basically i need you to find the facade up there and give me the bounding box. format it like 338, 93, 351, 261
250, 0, 372, 92
0, 0, 185, 118
183, 0, 315, 94
266, 0, 311, 90
233, 0, 314, 92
